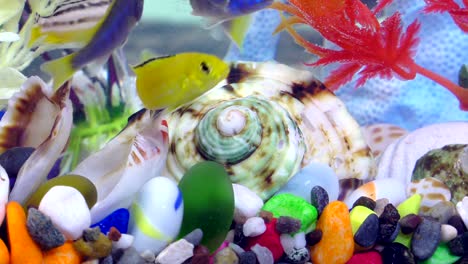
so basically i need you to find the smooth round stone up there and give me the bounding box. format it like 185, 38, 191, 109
350, 205, 376, 235
400, 214, 422, 234
310, 186, 329, 216
354, 214, 379, 248
91, 208, 129, 234
423, 201, 457, 224
344, 178, 407, 209
233, 183, 263, 224
243, 217, 266, 237
177, 161, 234, 252
275, 162, 339, 202
128, 177, 183, 254
262, 193, 318, 233
411, 217, 441, 260
353, 196, 376, 211
441, 224, 458, 243
311, 201, 354, 264
407, 177, 451, 214
25, 174, 97, 210
419, 243, 461, 264
154, 239, 194, 264
39, 186, 91, 240
214, 246, 239, 264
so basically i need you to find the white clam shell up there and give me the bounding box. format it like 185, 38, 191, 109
376, 122, 468, 185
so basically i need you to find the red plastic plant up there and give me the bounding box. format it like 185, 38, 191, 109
270, 0, 468, 110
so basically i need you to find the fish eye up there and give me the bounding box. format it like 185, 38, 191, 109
200, 61, 210, 74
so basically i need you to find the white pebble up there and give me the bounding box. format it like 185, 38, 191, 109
0, 165, 9, 225
38, 185, 91, 240
280, 234, 295, 255
112, 233, 134, 249
440, 224, 458, 243
251, 243, 274, 264
155, 239, 194, 264
456, 196, 468, 229
233, 183, 264, 223
243, 217, 266, 237
293, 232, 306, 249
141, 249, 156, 263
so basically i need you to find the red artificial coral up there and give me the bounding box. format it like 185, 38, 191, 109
270, 0, 468, 110
423, 0, 468, 32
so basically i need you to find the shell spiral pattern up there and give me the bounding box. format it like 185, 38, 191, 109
163, 62, 375, 199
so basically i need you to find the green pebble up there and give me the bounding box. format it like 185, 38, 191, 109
394, 194, 422, 248
420, 243, 461, 264
177, 161, 234, 253
24, 174, 97, 210
349, 205, 375, 235
262, 193, 318, 232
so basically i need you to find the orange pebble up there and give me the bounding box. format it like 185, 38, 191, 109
43, 241, 82, 264
310, 201, 354, 264
6, 201, 43, 264
0, 238, 9, 264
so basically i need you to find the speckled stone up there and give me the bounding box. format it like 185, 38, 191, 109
285, 247, 310, 264
412, 144, 468, 203
379, 204, 401, 243
275, 216, 301, 234
26, 208, 65, 250
310, 186, 329, 216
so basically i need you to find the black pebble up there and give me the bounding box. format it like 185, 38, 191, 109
381, 242, 416, 264
448, 232, 468, 256
310, 186, 329, 215
306, 229, 322, 246
448, 215, 467, 235
411, 217, 441, 260
400, 214, 422, 234
275, 216, 301, 234
379, 204, 400, 243
239, 251, 257, 264
0, 147, 35, 189
26, 208, 65, 250
234, 223, 247, 247
354, 214, 379, 248
352, 196, 376, 210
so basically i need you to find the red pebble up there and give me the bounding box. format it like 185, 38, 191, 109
347, 251, 382, 264
245, 218, 284, 261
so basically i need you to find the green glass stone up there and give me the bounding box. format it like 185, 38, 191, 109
420, 243, 461, 264
262, 193, 318, 232
24, 174, 97, 210
177, 161, 234, 252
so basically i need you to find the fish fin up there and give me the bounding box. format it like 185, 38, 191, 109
29, 25, 98, 47
221, 14, 253, 48
41, 53, 77, 90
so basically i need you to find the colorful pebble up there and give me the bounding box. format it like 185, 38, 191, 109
233, 183, 264, 224
128, 177, 183, 254
354, 214, 379, 248
419, 243, 461, 264
73, 233, 112, 259
245, 218, 284, 261
6, 201, 43, 264
262, 193, 318, 233
0, 239, 9, 264
91, 208, 129, 234
42, 241, 82, 264
310, 201, 354, 264
347, 250, 382, 264
177, 161, 234, 252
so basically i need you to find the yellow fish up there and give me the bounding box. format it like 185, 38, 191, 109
132, 52, 230, 110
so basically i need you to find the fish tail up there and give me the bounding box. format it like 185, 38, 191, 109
222, 15, 253, 48
41, 54, 77, 90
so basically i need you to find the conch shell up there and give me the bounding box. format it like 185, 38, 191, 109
163, 62, 375, 199
2, 76, 73, 203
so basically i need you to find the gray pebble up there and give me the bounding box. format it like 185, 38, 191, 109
411, 217, 441, 260
354, 214, 379, 248
26, 208, 65, 250
276, 216, 301, 234
116, 247, 146, 264
310, 186, 329, 215
285, 247, 310, 264
423, 201, 457, 224
239, 251, 257, 264
183, 228, 203, 246
83, 226, 102, 242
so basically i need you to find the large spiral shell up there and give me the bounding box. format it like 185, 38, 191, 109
163, 62, 375, 199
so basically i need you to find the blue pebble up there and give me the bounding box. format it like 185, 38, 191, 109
91, 208, 130, 234
0, 110, 4, 120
